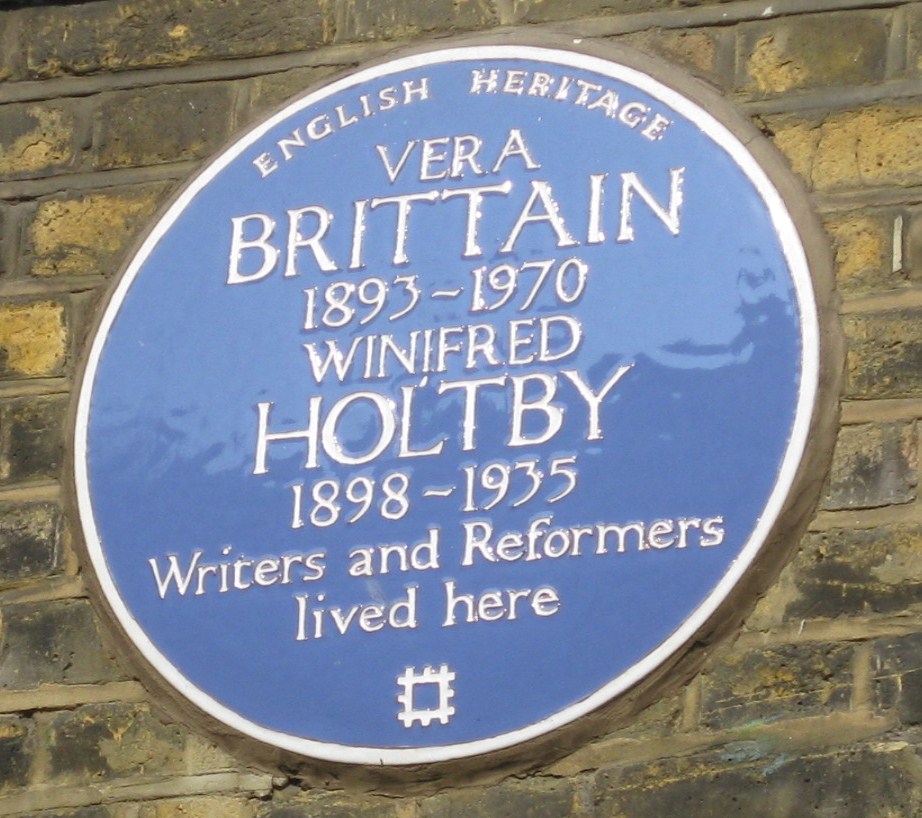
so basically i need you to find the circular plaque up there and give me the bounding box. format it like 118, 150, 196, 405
74, 41, 825, 764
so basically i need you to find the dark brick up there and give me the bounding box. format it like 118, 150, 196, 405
46, 703, 184, 785
19, 0, 329, 79
905, 205, 922, 285
874, 633, 922, 725
419, 777, 572, 818
0, 600, 125, 689
0, 502, 62, 586
787, 526, 922, 619
820, 422, 917, 511
513, 0, 670, 24
619, 28, 729, 88
334, 0, 496, 42
0, 207, 6, 279
0, 203, 21, 282
738, 12, 888, 96
0, 396, 67, 486
92, 84, 235, 170
0, 101, 83, 180
700, 643, 852, 730
0, 716, 33, 794
906, 6, 922, 79
845, 311, 922, 399
247, 65, 357, 116
0, 9, 18, 82
594, 746, 922, 817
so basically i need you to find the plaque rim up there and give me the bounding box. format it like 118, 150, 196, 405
69, 37, 831, 766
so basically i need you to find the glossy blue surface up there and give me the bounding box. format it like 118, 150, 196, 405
79, 51, 811, 756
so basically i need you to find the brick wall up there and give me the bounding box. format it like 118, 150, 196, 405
1, 0, 921, 815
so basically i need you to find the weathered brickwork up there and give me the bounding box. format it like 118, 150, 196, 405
821, 422, 918, 510
699, 642, 854, 730
93, 85, 237, 171
824, 210, 896, 295
874, 632, 922, 724
618, 28, 728, 86
768, 103, 922, 193
594, 745, 922, 817
845, 311, 922, 399
0, 600, 124, 690
26, 188, 165, 279
0, 717, 32, 795
0, 396, 68, 485
14, 1, 331, 79
0, 502, 63, 587
0, 301, 66, 378
44, 703, 185, 784
0, 102, 83, 180
738, 11, 890, 96
2, 0, 922, 816
787, 525, 922, 618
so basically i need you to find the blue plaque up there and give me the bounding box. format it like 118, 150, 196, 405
73, 42, 825, 764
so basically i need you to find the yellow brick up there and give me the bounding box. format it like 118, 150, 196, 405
136, 797, 254, 818
824, 212, 891, 294
0, 302, 66, 378
666, 31, 719, 75
770, 119, 822, 189
819, 108, 922, 190
30, 191, 162, 277
0, 107, 75, 175
811, 116, 866, 190
771, 106, 922, 191
748, 34, 808, 94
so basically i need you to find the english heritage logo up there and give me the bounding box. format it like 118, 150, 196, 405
73, 41, 824, 765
